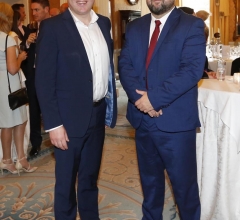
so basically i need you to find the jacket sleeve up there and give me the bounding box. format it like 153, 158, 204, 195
35, 20, 62, 130
118, 22, 146, 104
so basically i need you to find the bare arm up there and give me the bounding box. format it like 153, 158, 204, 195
6, 45, 27, 75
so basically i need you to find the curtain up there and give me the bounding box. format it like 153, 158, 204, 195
210, 0, 230, 44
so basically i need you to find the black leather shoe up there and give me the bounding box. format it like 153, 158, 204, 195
29, 147, 40, 157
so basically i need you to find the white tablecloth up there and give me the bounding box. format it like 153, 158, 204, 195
197, 77, 240, 220
198, 77, 240, 152
0, 106, 30, 161
208, 58, 233, 76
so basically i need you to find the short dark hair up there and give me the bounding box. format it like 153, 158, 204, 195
179, 7, 194, 15
12, 3, 24, 11
31, 0, 50, 8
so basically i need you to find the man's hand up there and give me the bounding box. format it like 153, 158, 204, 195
49, 126, 69, 150
148, 109, 163, 117
26, 33, 37, 45
135, 89, 154, 113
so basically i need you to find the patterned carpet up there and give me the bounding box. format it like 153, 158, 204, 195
0, 81, 180, 220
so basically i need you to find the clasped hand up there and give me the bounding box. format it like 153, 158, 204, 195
135, 89, 162, 117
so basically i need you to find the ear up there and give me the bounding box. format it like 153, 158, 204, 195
45, 6, 50, 13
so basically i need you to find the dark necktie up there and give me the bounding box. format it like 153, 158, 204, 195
145, 20, 161, 88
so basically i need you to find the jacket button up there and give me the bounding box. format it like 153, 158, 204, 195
89, 79, 92, 83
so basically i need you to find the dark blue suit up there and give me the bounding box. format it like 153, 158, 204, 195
21, 25, 42, 150
35, 10, 117, 220
119, 8, 205, 220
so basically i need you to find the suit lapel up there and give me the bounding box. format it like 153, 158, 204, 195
151, 7, 180, 60
61, 10, 89, 64
141, 14, 152, 66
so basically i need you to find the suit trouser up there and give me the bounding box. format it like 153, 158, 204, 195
136, 115, 200, 220
54, 100, 106, 220
25, 70, 42, 149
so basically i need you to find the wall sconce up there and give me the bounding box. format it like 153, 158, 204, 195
127, 0, 139, 5
215, 0, 220, 6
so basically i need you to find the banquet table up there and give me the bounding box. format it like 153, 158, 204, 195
197, 77, 240, 220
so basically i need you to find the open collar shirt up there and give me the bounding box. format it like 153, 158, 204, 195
69, 8, 110, 102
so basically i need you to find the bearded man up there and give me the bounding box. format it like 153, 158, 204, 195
119, 0, 206, 219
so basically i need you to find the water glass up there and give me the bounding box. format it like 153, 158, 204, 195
217, 68, 226, 81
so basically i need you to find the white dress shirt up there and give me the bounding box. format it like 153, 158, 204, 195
18, 22, 25, 36
69, 8, 110, 101
149, 7, 175, 44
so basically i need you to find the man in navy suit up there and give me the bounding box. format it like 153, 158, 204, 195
21, 0, 50, 157
119, 0, 205, 219
35, 0, 117, 219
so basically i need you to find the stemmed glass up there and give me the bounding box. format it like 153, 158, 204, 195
29, 21, 38, 42
19, 45, 26, 53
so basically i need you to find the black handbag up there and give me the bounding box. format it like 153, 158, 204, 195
8, 87, 28, 110
5, 35, 28, 110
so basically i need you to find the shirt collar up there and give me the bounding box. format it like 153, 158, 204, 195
68, 8, 98, 26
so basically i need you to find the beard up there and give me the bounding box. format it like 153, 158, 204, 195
147, 0, 175, 16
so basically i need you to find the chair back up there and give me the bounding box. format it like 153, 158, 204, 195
231, 57, 240, 76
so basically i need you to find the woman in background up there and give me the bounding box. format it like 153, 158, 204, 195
0, 3, 37, 175
9, 10, 31, 159
10, 10, 23, 46
9, 10, 27, 84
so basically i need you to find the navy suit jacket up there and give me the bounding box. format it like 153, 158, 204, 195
119, 8, 206, 132
20, 25, 35, 79
35, 10, 117, 137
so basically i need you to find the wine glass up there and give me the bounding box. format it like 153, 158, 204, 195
19, 45, 26, 53
29, 21, 38, 33
29, 21, 38, 42
216, 67, 226, 81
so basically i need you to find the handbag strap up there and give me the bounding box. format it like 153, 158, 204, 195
5, 35, 22, 94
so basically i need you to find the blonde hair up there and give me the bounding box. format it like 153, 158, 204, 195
0, 3, 13, 34
196, 10, 210, 21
